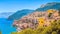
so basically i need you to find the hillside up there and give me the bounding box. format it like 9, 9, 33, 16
11, 2, 60, 34
8, 9, 34, 20
13, 9, 60, 31
0, 12, 14, 18
36, 2, 60, 11
8, 2, 60, 20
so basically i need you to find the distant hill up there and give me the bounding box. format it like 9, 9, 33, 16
8, 2, 60, 20
8, 9, 34, 20
0, 12, 14, 18
36, 2, 60, 11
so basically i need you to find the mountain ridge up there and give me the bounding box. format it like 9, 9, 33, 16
8, 2, 60, 20
36, 2, 60, 11
0, 12, 14, 18
8, 9, 34, 20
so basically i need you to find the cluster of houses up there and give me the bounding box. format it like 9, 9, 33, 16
13, 9, 60, 32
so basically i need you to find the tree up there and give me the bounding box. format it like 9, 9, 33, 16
48, 13, 52, 18
52, 31, 57, 34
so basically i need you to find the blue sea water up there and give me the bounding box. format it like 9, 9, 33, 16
0, 18, 16, 34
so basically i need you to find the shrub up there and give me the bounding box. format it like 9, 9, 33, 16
11, 20, 60, 34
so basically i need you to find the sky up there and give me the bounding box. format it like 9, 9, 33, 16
0, 0, 60, 13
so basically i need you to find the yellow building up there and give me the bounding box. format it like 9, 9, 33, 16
47, 9, 56, 14
38, 17, 45, 26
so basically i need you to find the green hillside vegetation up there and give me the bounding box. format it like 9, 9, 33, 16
11, 20, 60, 34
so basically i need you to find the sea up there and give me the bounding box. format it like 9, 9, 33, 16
0, 18, 16, 34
